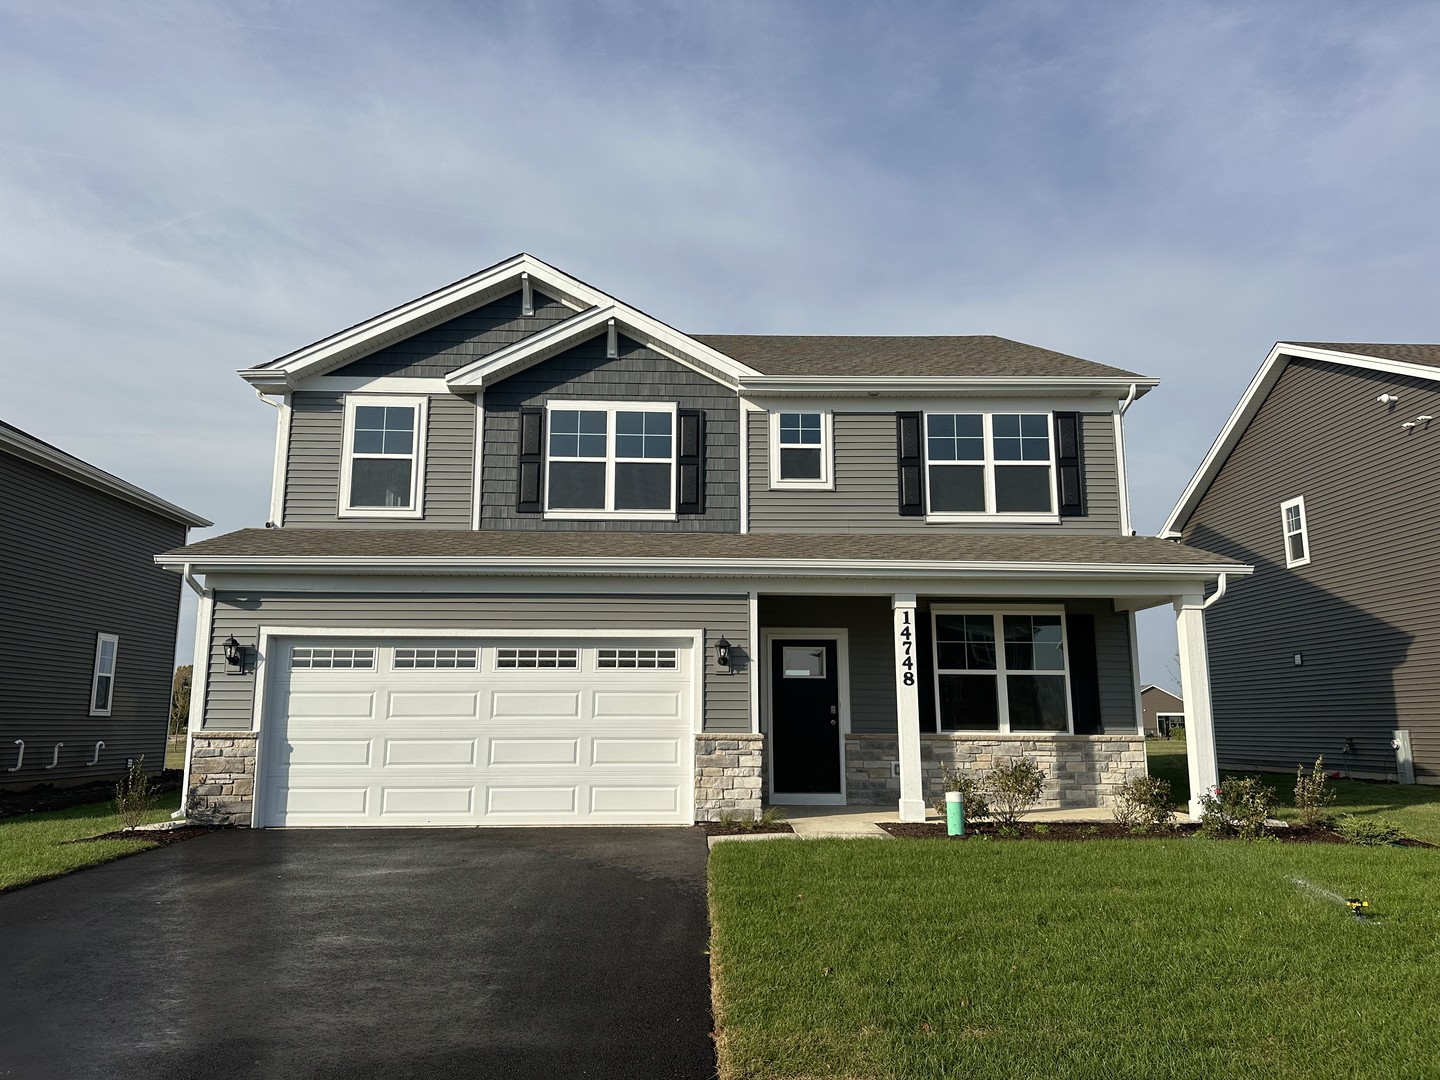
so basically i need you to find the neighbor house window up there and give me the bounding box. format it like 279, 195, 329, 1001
769, 411, 832, 488
932, 609, 1071, 733
89, 633, 119, 717
545, 402, 676, 517
340, 396, 426, 518
925, 412, 1055, 517
1281, 496, 1310, 568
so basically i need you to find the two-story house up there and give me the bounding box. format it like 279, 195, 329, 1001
160, 254, 1247, 827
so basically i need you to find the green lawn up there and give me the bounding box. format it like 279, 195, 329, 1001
0, 794, 182, 891
1147, 739, 1440, 844
165, 735, 186, 771
710, 839, 1440, 1080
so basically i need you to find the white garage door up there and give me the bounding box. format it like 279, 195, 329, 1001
258, 637, 694, 827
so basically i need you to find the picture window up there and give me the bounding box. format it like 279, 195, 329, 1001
932, 610, 1070, 733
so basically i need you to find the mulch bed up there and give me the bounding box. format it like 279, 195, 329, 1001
68, 824, 222, 847
700, 822, 795, 836
0, 771, 183, 820
878, 821, 1434, 846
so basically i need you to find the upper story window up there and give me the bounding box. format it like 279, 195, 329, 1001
339, 396, 426, 518
932, 609, 1071, 733
769, 411, 833, 489
89, 633, 119, 717
546, 402, 676, 518
1281, 496, 1310, 568
925, 412, 1055, 519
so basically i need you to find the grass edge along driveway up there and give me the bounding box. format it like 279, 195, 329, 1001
0, 794, 182, 891
709, 837, 1440, 1080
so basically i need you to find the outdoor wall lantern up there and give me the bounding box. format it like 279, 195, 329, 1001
223, 635, 244, 672
715, 636, 732, 673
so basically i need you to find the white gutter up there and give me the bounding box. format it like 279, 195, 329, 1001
1201, 572, 1228, 609
174, 563, 212, 820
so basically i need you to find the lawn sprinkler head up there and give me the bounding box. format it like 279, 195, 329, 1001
1345, 898, 1372, 920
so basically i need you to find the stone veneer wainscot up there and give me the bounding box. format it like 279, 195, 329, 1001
845, 733, 1147, 809
693, 733, 764, 821
187, 731, 257, 825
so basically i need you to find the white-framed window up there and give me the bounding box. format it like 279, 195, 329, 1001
597, 648, 679, 670
393, 647, 479, 670
781, 645, 827, 679
89, 633, 119, 717
291, 646, 376, 670
339, 395, 427, 518
931, 607, 1072, 734
1281, 496, 1310, 568
768, 411, 833, 489
545, 401, 676, 518
496, 647, 580, 669
925, 412, 1056, 520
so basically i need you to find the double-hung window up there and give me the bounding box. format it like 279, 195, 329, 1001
769, 411, 832, 488
89, 633, 119, 717
546, 402, 676, 517
1281, 496, 1310, 567
340, 396, 426, 518
925, 412, 1056, 518
932, 609, 1071, 733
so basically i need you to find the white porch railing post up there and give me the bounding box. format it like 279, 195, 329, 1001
893, 594, 926, 822
1174, 593, 1219, 818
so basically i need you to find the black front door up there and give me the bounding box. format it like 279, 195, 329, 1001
771, 639, 841, 794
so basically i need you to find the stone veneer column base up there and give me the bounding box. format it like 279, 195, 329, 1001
188, 732, 257, 826
694, 733, 765, 822
845, 733, 1147, 810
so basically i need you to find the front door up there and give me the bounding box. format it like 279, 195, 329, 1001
770, 638, 841, 798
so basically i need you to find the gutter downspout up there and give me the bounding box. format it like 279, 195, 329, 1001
1118, 382, 1139, 416
1201, 572, 1228, 610
174, 562, 212, 819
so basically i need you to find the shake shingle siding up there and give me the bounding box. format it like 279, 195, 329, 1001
479, 333, 741, 531
746, 411, 1122, 534
0, 452, 186, 786
202, 592, 751, 733
283, 391, 475, 527
1183, 357, 1440, 782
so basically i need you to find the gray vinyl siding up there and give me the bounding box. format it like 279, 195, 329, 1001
1093, 610, 1139, 732
329, 290, 575, 378
283, 392, 475, 527
202, 591, 751, 733
0, 451, 186, 787
480, 332, 741, 531
746, 411, 1123, 534
1184, 357, 1440, 782
760, 596, 897, 735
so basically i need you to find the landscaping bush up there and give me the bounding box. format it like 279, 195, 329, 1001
985, 757, 1046, 828
1335, 814, 1405, 846
114, 756, 155, 831
1112, 774, 1176, 832
717, 805, 789, 830
1199, 776, 1275, 839
1293, 755, 1337, 827
931, 764, 991, 822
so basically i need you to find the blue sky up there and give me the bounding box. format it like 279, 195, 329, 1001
4, 0, 1440, 684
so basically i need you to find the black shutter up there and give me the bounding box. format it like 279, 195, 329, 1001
1054, 411, 1086, 517
677, 409, 705, 515
517, 407, 544, 514
897, 412, 924, 516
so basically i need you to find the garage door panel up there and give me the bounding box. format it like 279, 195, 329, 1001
592, 691, 683, 719
286, 692, 377, 718
283, 788, 370, 815
285, 739, 373, 766
490, 691, 583, 719
387, 692, 479, 718
589, 786, 680, 814
486, 786, 579, 815
381, 787, 475, 815
591, 738, 682, 765
488, 738, 580, 765
384, 738, 477, 766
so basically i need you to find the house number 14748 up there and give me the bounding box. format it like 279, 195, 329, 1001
899, 610, 915, 686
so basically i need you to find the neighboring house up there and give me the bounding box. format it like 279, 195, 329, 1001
1165, 342, 1440, 786
1, 422, 210, 789
159, 253, 1246, 827
1140, 685, 1184, 737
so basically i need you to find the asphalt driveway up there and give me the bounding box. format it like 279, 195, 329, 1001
0, 828, 716, 1079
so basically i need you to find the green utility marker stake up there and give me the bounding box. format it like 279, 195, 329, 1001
946, 790, 965, 837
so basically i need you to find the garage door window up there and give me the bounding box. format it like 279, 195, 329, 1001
598, 648, 678, 669
496, 647, 579, 669
394, 647, 479, 669
291, 647, 376, 670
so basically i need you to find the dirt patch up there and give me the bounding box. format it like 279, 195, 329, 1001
68, 824, 221, 847
0, 771, 182, 820
700, 822, 795, 836
877, 821, 1432, 846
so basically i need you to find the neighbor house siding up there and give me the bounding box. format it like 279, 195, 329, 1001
746, 411, 1122, 533
328, 290, 576, 378
479, 333, 741, 531
1184, 357, 1440, 782
282, 391, 475, 527
0, 451, 186, 786
201, 591, 751, 733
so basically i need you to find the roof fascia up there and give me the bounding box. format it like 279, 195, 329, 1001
736, 375, 1159, 398
1161, 343, 1440, 536
2, 429, 211, 527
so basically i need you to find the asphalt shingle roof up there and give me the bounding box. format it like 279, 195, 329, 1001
1287, 342, 1440, 370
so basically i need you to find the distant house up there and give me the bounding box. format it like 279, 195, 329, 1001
1165, 342, 1440, 785
1140, 685, 1184, 737
1, 421, 210, 789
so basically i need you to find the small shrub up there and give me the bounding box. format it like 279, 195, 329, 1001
1293, 756, 1337, 828
1167, 722, 1186, 741
1335, 815, 1405, 846
717, 805, 788, 831
932, 764, 991, 822
1113, 775, 1176, 832
985, 758, 1046, 828
115, 756, 156, 830
1199, 777, 1275, 840
1032, 823, 1051, 836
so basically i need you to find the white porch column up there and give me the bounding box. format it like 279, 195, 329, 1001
893, 593, 926, 822
1175, 593, 1219, 818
